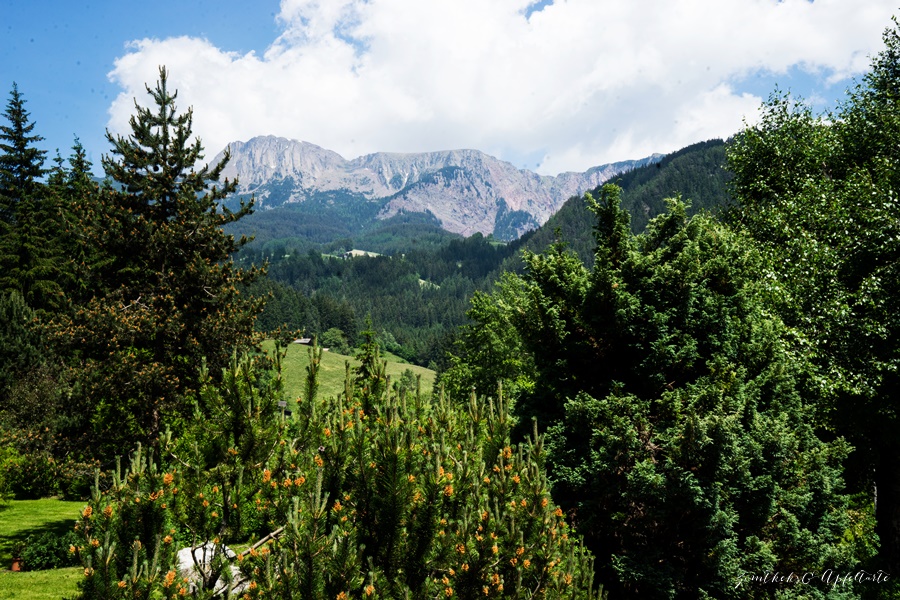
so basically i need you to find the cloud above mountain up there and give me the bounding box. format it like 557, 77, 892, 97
106, 0, 896, 175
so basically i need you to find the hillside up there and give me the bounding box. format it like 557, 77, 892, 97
247, 139, 733, 367
264, 340, 436, 401
507, 138, 731, 268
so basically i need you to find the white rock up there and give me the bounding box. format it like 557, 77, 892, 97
176, 543, 245, 596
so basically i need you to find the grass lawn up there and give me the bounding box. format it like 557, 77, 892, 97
0, 499, 84, 599
0, 567, 81, 599
265, 340, 436, 403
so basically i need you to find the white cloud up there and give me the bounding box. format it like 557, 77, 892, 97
107, 0, 897, 175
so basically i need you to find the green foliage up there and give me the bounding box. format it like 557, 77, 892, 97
0, 441, 101, 501
20, 530, 81, 571
439, 273, 537, 402
0, 85, 70, 314
0, 443, 18, 502
392, 368, 418, 397
321, 327, 352, 355
0, 450, 60, 500
450, 184, 865, 597
506, 140, 731, 271
0, 290, 42, 400
0, 82, 46, 226
42, 68, 264, 456
727, 17, 900, 577
354, 320, 388, 413
0, 188, 69, 313
0, 71, 268, 461
248, 230, 522, 367
226, 188, 388, 246
69, 347, 601, 599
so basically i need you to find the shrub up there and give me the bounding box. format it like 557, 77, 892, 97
0, 444, 18, 503
0, 450, 59, 499
71, 348, 603, 599
21, 530, 81, 571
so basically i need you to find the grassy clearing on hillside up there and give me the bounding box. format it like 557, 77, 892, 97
269, 341, 436, 403
0, 499, 83, 599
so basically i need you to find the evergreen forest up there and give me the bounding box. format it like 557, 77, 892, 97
234, 138, 731, 370
1, 16, 900, 600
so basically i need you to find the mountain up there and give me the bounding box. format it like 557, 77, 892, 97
248, 139, 734, 367
214, 136, 661, 241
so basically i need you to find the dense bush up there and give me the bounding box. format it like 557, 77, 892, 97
0, 440, 100, 500
0, 444, 16, 502
20, 530, 81, 571
0, 449, 59, 499
70, 345, 602, 599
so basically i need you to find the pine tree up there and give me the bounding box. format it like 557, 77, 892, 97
0, 83, 46, 226
0, 84, 70, 313
354, 317, 388, 412
72, 350, 603, 599
49, 67, 264, 455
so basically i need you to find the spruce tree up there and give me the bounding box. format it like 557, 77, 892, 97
49, 139, 100, 304
49, 67, 264, 455
0, 84, 69, 312
0, 83, 46, 226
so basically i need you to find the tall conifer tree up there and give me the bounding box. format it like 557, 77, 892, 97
0, 84, 69, 312
0, 83, 45, 226
50, 68, 263, 455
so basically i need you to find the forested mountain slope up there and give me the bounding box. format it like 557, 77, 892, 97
508, 138, 730, 268
249, 139, 733, 367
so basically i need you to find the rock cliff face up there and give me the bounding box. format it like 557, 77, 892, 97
214, 136, 660, 239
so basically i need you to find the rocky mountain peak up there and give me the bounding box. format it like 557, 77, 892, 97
213, 136, 659, 240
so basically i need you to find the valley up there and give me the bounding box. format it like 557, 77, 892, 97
235, 139, 731, 368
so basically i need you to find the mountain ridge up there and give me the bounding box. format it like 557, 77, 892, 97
214, 135, 661, 240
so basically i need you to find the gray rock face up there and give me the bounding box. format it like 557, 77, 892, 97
214, 136, 660, 239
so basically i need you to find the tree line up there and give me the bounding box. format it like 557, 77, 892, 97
0, 68, 262, 468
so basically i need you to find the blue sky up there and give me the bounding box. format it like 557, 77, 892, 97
1, 1, 897, 175
1, 0, 281, 171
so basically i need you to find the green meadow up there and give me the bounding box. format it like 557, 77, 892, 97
267, 340, 436, 403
